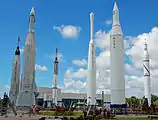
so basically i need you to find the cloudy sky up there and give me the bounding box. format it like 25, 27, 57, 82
0, 0, 158, 98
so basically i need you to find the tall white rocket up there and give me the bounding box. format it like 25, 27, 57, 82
87, 12, 96, 106
143, 39, 151, 106
52, 48, 59, 105
54, 48, 58, 88
9, 37, 20, 105
110, 2, 125, 105
16, 7, 36, 107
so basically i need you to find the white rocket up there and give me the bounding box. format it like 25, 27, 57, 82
52, 48, 62, 106
9, 37, 20, 105
52, 48, 59, 105
143, 39, 151, 106
54, 48, 58, 88
87, 12, 96, 106
16, 7, 36, 107
110, 2, 125, 106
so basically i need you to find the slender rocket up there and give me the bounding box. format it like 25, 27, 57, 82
9, 37, 20, 106
16, 7, 36, 107
52, 48, 62, 106
87, 12, 96, 106
110, 2, 125, 106
54, 48, 58, 88
143, 39, 151, 106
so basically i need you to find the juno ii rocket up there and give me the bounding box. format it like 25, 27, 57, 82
9, 37, 21, 106
87, 12, 96, 107
143, 39, 151, 106
110, 2, 125, 107
16, 7, 36, 107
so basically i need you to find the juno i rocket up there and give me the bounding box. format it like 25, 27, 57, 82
110, 2, 125, 107
16, 7, 36, 107
87, 12, 96, 106
9, 37, 21, 106
143, 39, 151, 106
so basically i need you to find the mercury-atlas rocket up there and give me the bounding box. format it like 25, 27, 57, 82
16, 7, 36, 107
143, 39, 151, 106
9, 37, 21, 106
110, 2, 125, 107
87, 12, 96, 106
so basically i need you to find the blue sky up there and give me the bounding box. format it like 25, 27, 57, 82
1, 0, 158, 96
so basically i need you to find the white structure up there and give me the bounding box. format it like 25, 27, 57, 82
9, 38, 20, 105
52, 48, 62, 106
38, 87, 111, 103
143, 39, 151, 106
87, 12, 96, 106
110, 2, 125, 106
16, 7, 36, 107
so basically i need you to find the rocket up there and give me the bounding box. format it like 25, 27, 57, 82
16, 7, 36, 107
110, 2, 125, 106
87, 12, 96, 106
54, 48, 58, 88
9, 37, 21, 106
143, 39, 151, 106
52, 48, 59, 105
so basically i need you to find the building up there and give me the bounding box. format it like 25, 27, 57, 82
37, 87, 111, 107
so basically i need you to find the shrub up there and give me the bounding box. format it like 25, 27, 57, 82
94, 115, 102, 120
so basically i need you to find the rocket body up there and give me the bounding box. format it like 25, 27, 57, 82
87, 13, 96, 105
9, 46, 20, 105
52, 48, 62, 106
54, 53, 58, 88
16, 8, 36, 107
143, 41, 151, 106
110, 2, 125, 105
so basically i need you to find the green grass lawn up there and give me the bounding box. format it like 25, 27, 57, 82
116, 118, 150, 120
100, 118, 150, 120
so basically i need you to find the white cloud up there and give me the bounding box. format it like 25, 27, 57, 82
60, 27, 158, 98
105, 19, 112, 26
72, 59, 87, 67
65, 68, 87, 79
53, 25, 81, 39
35, 64, 48, 71
94, 30, 111, 49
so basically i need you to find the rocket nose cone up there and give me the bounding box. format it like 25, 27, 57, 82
30, 7, 35, 15
113, 2, 119, 11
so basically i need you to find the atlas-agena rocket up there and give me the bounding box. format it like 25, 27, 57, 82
87, 12, 96, 106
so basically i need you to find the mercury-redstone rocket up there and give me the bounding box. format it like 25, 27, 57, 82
9, 37, 20, 106
110, 2, 125, 107
143, 39, 151, 106
54, 48, 58, 88
52, 48, 62, 106
52, 48, 59, 105
87, 12, 96, 107
16, 7, 36, 107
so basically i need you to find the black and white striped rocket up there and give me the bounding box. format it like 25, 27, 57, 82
143, 39, 151, 106
9, 37, 20, 106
